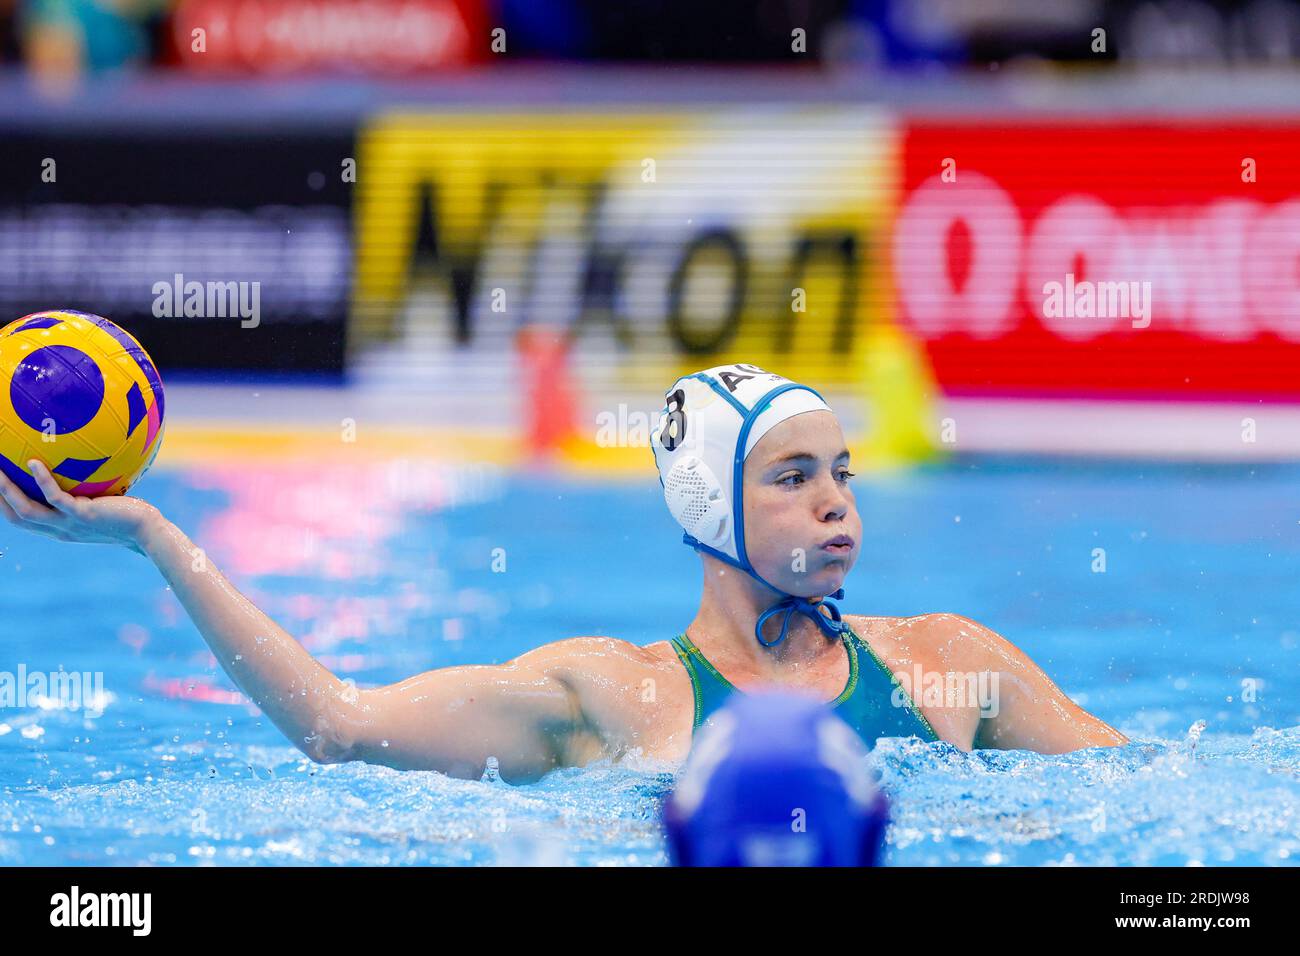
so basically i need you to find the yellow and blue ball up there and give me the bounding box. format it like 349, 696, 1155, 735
0, 310, 165, 504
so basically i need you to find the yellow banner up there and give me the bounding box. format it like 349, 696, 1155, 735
352, 110, 906, 391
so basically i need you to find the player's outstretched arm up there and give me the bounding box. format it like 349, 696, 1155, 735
1, 460, 585, 782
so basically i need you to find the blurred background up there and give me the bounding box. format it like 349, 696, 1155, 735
6, 0, 1300, 75
2, 0, 1300, 463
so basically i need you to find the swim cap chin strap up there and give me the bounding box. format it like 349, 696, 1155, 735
681, 378, 851, 648
684, 531, 848, 647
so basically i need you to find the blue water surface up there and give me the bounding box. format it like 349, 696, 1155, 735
1, 455, 1297, 866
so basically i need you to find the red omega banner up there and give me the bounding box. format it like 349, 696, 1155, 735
894, 123, 1300, 401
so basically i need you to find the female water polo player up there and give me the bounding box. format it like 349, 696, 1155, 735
0, 363, 1127, 782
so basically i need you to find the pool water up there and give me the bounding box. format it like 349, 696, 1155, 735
1, 455, 1297, 866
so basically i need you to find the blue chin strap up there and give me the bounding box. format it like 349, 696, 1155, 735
684, 531, 848, 647
682, 379, 851, 649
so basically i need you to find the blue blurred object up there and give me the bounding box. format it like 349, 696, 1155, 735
845, 0, 968, 67
663, 690, 890, 867
497, 0, 592, 59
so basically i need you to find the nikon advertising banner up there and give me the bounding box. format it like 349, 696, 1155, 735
350, 111, 902, 392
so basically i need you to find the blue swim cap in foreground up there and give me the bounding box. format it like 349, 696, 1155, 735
662, 690, 890, 867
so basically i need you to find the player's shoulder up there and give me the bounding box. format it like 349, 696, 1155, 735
511, 635, 681, 679
844, 612, 1015, 662
509, 636, 693, 731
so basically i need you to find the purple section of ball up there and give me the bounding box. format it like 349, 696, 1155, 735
9, 344, 105, 433
53, 455, 109, 481
126, 381, 146, 437
13, 316, 63, 334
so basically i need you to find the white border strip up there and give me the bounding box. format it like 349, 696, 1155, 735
939, 397, 1300, 460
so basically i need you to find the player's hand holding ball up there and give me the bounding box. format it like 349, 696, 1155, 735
0, 459, 161, 554
0, 310, 166, 555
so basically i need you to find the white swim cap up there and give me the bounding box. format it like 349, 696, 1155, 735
650, 363, 848, 647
